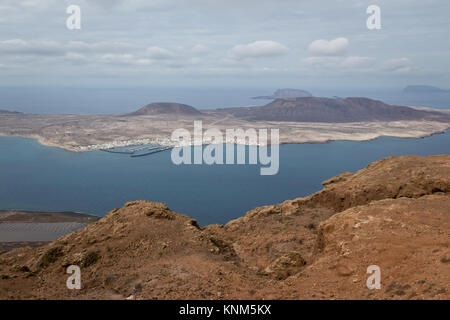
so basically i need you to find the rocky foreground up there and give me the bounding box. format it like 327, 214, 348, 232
0, 155, 449, 300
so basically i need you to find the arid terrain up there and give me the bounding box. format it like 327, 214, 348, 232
1, 97, 449, 151
0, 155, 448, 300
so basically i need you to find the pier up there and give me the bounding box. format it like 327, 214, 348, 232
100, 149, 135, 155
100, 145, 173, 158
130, 146, 173, 157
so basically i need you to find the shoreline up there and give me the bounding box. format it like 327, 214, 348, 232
0, 210, 100, 224
0, 209, 100, 219
0, 210, 100, 248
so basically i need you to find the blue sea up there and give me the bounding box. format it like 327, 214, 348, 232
1, 132, 450, 226
1, 86, 449, 225
0, 87, 449, 114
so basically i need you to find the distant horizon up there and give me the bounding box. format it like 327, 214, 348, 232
1, 85, 450, 115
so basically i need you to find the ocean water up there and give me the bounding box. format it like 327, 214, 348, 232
0, 87, 265, 114
1, 132, 450, 226
0, 87, 449, 114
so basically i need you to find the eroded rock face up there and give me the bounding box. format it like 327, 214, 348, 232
0, 155, 449, 300
264, 252, 306, 280
308, 155, 450, 212
296, 194, 450, 299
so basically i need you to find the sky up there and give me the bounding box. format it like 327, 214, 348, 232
0, 0, 449, 89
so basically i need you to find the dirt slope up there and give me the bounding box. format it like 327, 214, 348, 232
0, 155, 449, 300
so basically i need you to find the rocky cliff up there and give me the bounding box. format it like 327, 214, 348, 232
0, 155, 449, 300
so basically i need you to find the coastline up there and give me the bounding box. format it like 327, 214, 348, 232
0, 209, 100, 221
0, 120, 449, 152
0, 210, 100, 250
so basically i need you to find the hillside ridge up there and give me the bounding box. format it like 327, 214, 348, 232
124, 102, 202, 116
219, 97, 449, 122
0, 155, 449, 300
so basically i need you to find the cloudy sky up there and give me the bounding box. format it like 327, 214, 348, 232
0, 0, 449, 89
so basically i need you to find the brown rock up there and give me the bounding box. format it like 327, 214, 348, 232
0, 155, 449, 300
265, 252, 306, 280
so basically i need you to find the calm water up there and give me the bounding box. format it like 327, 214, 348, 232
1, 132, 450, 225
1, 87, 449, 114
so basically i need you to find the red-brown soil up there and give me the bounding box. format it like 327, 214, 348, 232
0, 155, 448, 300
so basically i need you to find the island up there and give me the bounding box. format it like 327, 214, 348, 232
403, 85, 450, 94
0, 96, 449, 152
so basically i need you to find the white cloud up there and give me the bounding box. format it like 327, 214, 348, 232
146, 46, 175, 59
304, 55, 415, 75
228, 40, 289, 60
191, 44, 210, 55
0, 38, 178, 67
308, 37, 349, 56
381, 57, 412, 74
305, 56, 375, 69
67, 41, 136, 53
0, 0, 54, 10
0, 39, 63, 56
0, 39, 138, 57
87, 0, 125, 9
341, 56, 375, 68
64, 52, 88, 63
99, 53, 152, 66
0, 1, 445, 86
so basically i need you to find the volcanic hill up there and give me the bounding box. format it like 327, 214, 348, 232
220, 97, 449, 122
124, 102, 202, 116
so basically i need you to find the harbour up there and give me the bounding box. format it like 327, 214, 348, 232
101, 144, 174, 157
